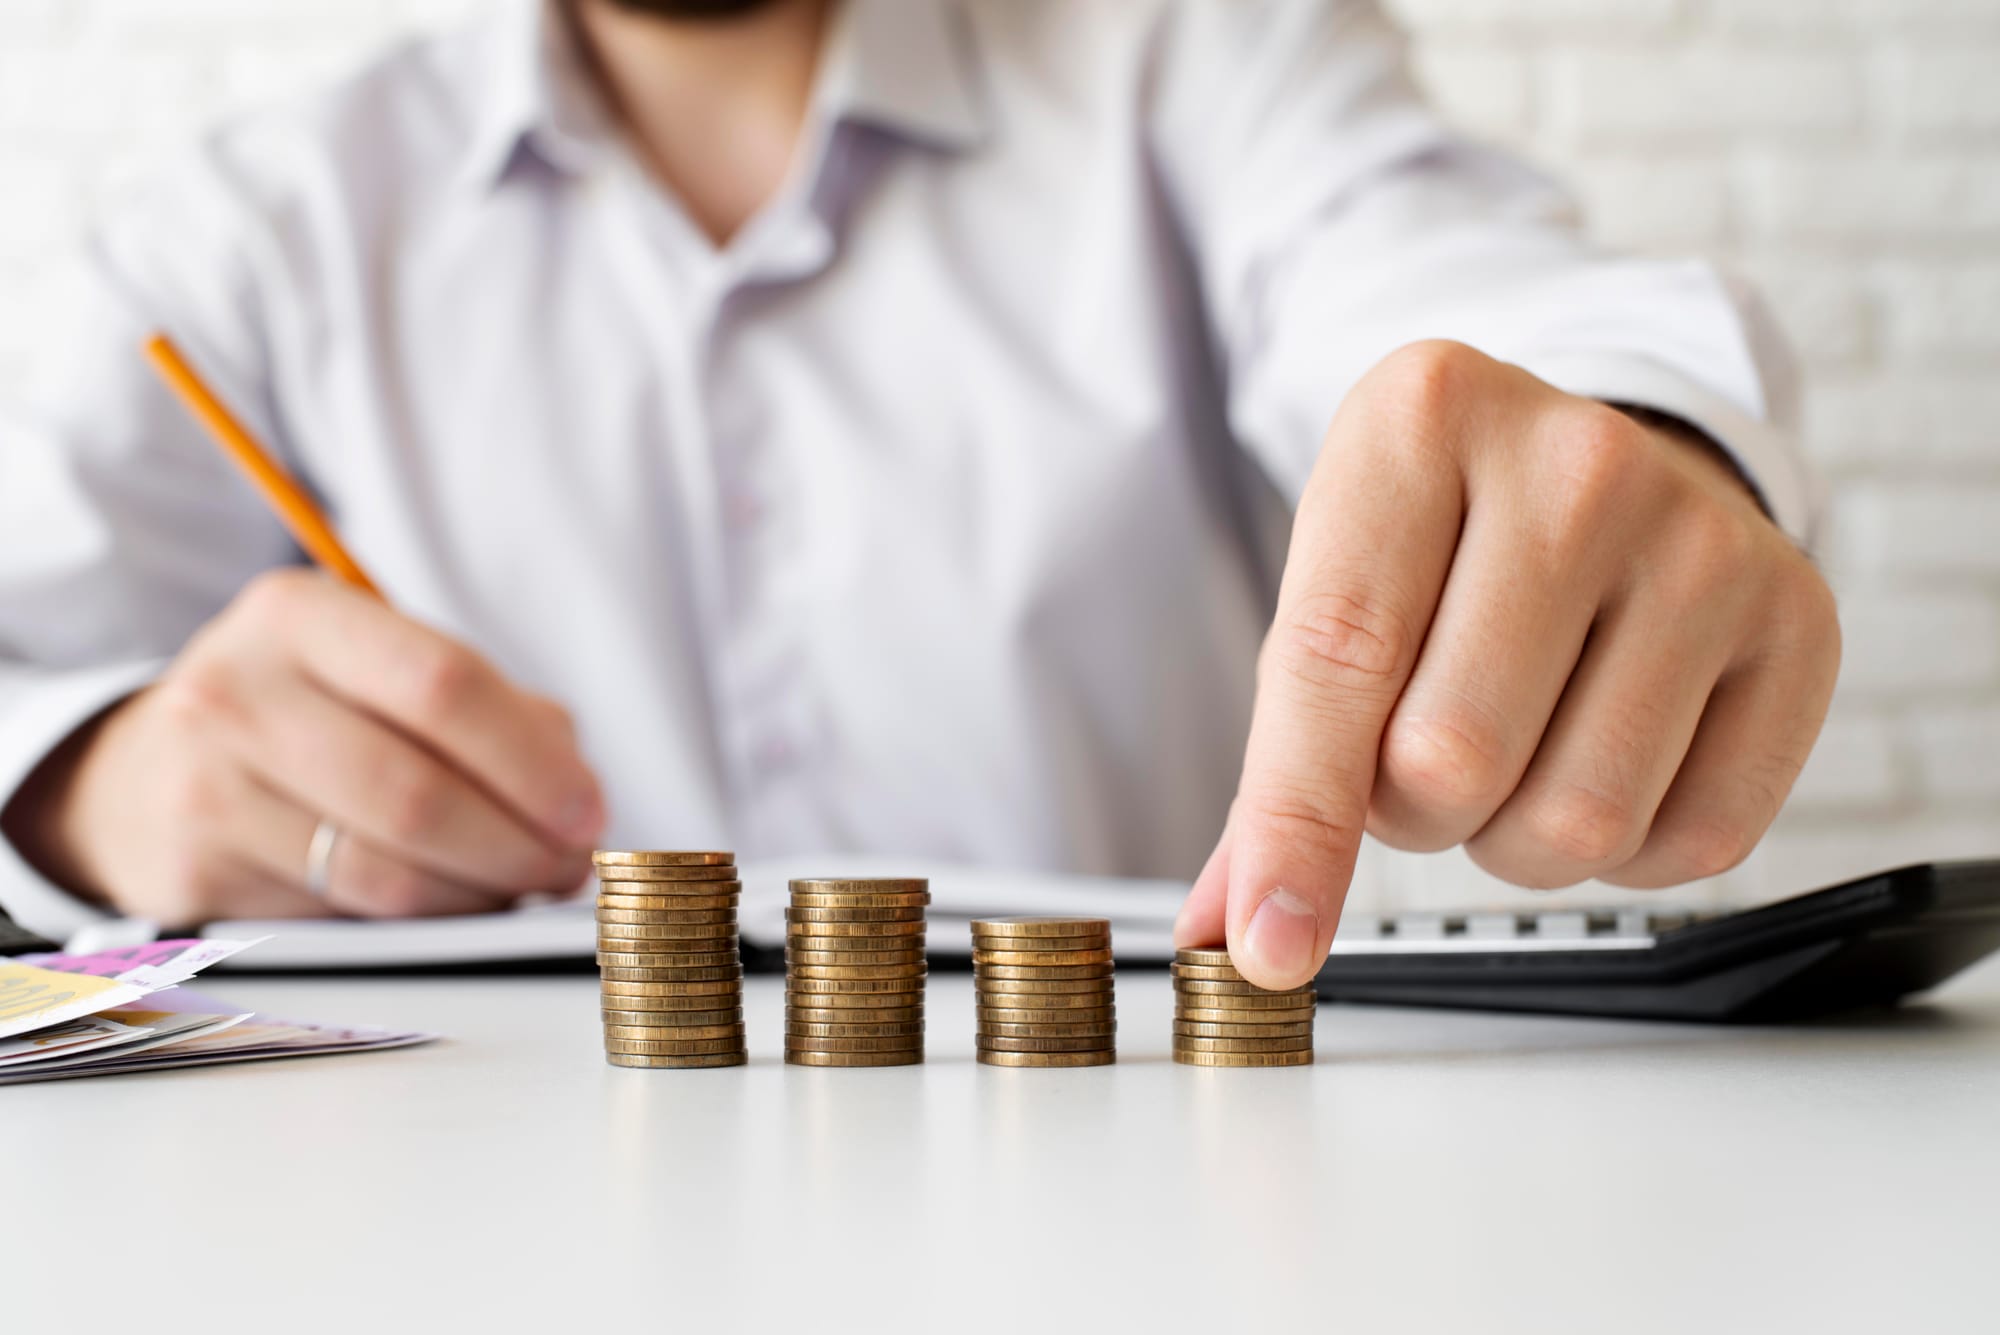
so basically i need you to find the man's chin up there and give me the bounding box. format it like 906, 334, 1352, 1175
601, 0, 783, 17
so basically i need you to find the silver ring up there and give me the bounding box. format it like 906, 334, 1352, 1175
304, 819, 341, 900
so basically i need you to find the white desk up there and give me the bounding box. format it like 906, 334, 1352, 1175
10, 960, 1999, 1335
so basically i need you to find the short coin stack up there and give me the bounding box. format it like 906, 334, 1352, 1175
594, 851, 746, 1069
972, 916, 1116, 1067
784, 878, 928, 1067
1171, 947, 1316, 1066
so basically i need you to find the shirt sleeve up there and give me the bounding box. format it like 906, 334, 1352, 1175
0, 141, 300, 938
1145, 0, 1818, 545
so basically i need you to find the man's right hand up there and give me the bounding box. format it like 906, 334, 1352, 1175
2, 569, 606, 925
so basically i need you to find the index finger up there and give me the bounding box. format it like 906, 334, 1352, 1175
257, 574, 605, 847
1224, 391, 1463, 989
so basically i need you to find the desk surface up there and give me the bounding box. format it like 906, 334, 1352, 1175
10, 960, 1999, 1335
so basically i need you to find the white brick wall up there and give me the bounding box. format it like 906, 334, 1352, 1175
0, 0, 1993, 910
1381, 0, 2000, 907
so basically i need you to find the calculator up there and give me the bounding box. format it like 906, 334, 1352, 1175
1313, 860, 2000, 1022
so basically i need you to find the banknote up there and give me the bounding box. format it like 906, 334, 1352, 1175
0, 941, 433, 1085
0, 938, 259, 1041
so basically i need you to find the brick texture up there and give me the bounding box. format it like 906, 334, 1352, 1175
0, 0, 1993, 912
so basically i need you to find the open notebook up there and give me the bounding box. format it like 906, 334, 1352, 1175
201, 857, 1190, 969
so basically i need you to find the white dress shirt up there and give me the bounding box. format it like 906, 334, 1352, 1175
0, 0, 1811, 938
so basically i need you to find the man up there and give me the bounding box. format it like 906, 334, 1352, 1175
0, 0, 1838, 991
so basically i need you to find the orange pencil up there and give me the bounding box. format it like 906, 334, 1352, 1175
143, 334, 381, 598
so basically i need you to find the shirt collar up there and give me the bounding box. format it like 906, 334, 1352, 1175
457, 0, 608, 190
815, 0, 991, 152
459, 0, 990, 193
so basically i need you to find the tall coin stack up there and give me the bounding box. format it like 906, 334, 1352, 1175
594, 851, 747, 1069
972, 916, 1116, 1067
1171, 947, 1316, 1067
784, 878, 928, 1067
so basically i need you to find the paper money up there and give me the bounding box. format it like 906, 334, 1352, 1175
0, 941, 433, 1085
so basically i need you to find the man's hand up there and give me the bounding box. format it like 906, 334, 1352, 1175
3, 569, 606, 925
1174, 341, 1840, 988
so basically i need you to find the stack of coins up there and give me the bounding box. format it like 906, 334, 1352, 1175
972, 917, 1116, 1068
784, 878, 928, 1067
1171, 948, 1316, 1067
594, 851, 746, 1070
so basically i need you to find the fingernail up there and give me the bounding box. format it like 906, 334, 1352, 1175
1242, 887, 1321, 984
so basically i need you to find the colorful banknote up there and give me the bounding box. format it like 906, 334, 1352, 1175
0, 940, 433, 1085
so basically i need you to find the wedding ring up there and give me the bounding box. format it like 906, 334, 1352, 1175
304, 819, 341, 900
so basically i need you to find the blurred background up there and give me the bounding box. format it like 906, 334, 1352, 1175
1, 0, 1993, 913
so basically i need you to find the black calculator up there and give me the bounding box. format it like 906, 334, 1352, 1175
1313, 860, 2000, 1022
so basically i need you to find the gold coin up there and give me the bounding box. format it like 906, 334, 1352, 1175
784, 935, 932, 955
1173, 1020, 1314, 1039
596, 951, 738, 968
786, 905, 928, 923
602, 1008, 742, 1026
968, 935, 1112, 955
1173, 947, 1235, 967
977, 1035, 1118, 1053
784, 948, 926, 967
976, 963, 1114, 981
593, 872, 741, 890
979, 1020, 1117, 1039
788, 891, 931, 910
1174, 1006, 1317, 1025
785, 920, 927, 938
785, 992, 925, 1011
600, 963, 752, 987
1174, 978, 1315, 997
972, 948, 1114, 967
784, 1049, 923, 1067
596, 859, 748, 879
787, 963, 929, 981
596, 893, 739, 912
783, 1035, 926, 1054
1173, 1049, 1314, 1068
601, 977, 743, 997
592, 850, 734, 867
596, 946, 740, 965
1172, 989, 1317, 1010
595, 937, 736, 955
975, 1006, 1117, 1025
786, 973, 928, 992
604, 1022, 745, 1040
598, 959, 741, 980
596, 919, 740, 939
1172, 1035, 1315, 1054
787, 877, 928, 896
596, 907, 736, 925
976, 978, 1116, 997
1171, 963, 1268, 982
785, 1020, 925, 1039
604, 1036, 746, 1055
970, 915, 1112, 936
977, 1050, 1115, 1068
594, 978, 739, 997
596, 954, 741, 971
974, 981, 1116, 1001
607, 1051, 746, 1070
597, 934, 740, 953
786, 1005, 923, 1025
